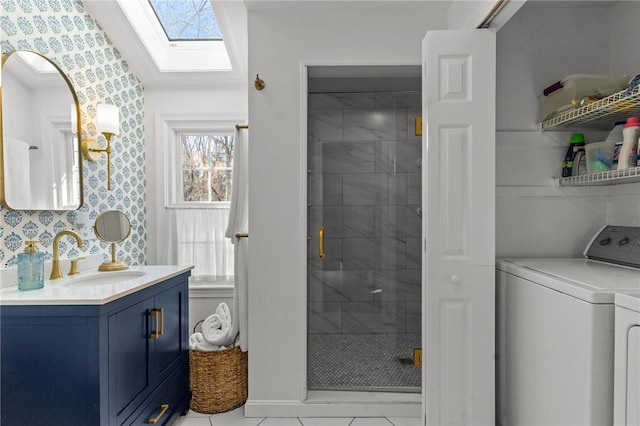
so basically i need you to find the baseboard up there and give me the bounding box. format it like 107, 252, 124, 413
244, 394, 421, 418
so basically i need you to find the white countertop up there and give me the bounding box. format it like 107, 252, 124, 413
0, 264, 193, 305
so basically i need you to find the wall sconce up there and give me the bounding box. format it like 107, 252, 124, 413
81, 103, 120, 190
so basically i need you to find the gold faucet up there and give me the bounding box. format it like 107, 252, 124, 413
50, 230, 84, 280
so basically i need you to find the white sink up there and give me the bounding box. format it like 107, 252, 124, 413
60, 270, 146, 286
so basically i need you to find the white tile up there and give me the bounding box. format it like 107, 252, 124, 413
182, 410, 213, 418
258, 418, 303, 426
209, 407, 264, 426
387, 417, 423, 426
299, 418, 354, 426
350, 418, 394, 426
173, 412, 212, 426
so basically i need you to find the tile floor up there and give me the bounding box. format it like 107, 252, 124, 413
173, 407, 422, 426
307, 333, 421, 390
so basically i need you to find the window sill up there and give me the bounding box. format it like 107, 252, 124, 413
165, 202, 230, 210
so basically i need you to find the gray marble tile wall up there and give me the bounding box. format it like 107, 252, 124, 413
307, 91, 422, 335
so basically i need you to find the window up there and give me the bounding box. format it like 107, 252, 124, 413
157, 115, 244, 280
148, 0, 222, 41
180, 133, 234, 203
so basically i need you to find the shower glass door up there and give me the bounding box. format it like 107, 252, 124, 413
307, 89, 422, 392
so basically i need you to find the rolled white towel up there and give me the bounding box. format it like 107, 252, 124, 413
195, 340, 223, 351
189, 332, 223, 352
189, 332, 203, 349
218, 302, 240, 343
201, 313, 225, 343
202, 312, 233, 346
216, 302, 232, 325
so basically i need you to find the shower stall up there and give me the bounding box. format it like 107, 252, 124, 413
306, 69, 422, 392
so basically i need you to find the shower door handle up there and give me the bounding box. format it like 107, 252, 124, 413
319, 227, 325, 258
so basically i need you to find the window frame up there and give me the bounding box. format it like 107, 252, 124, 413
177, 131, 234, 204
159, 114, 244, 209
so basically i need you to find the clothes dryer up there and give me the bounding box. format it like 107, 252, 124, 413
497, 225, 640, 426
614, 292, 640, 426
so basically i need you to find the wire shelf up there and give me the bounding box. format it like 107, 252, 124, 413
541, 85, 640, 130
557, 167, 640, 186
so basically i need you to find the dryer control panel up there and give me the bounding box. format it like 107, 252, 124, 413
585, 225, 640, 268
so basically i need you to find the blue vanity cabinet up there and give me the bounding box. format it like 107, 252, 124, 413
0, 271, 190, 426
112, 278, 190, 425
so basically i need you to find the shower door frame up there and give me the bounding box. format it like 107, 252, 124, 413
304, 76, 423, 394
300, 62, 423, 417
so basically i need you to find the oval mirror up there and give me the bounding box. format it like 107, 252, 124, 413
94, 210, 131, 271
0, 51, 83, 210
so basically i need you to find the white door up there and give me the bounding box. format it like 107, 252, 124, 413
422, 29, 496, 425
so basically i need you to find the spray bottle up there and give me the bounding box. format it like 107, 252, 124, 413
618, 117, 640, 170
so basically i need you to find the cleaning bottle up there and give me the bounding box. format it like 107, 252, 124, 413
17, 240, 44, 291
562, 133, 585, 177
572, 145, 587, 176
607, 120, 626, 170
618, 117, 640, 170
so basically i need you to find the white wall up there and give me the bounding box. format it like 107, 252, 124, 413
144, 87, 247, 265
245, 2, 447, 416
495, 2, 640, 259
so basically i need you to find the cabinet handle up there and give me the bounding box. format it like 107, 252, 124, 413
319, 227, 325, 258
159, 307, 164, 337
147, 403, 169, 424
150, 308, 164, 339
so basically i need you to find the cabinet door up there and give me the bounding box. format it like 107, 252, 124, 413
152, 281, 188, 382
109, 297, 155, 425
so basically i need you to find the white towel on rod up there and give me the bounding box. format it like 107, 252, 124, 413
3, 137, 33, 209
225, 127, 249, 352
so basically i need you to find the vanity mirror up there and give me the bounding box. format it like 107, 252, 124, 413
0, 51, 83, 210
94, 210, 131, 271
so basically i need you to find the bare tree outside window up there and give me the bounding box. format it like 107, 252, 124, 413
148, 0, 222, 41
181, 134, 233, 202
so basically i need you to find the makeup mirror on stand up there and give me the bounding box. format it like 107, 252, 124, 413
94, 210, 131, 271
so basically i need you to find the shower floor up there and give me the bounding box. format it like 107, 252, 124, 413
307, 333, 421, 391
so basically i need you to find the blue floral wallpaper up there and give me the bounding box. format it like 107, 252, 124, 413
0, 0, 146, 269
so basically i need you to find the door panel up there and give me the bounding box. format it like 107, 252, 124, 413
422, 29, 496, 425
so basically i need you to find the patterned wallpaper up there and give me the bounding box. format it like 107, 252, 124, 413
0, 0, 146, 269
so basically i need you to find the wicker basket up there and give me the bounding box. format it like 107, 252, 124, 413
189, 345, 248, 414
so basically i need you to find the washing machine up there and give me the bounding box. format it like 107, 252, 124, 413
497, 225, 640, 426
614, 291, 640, 426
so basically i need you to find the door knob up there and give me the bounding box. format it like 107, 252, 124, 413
450, 274, 461, 284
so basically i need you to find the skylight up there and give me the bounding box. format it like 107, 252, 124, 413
148, 0, 222, 41
112, 0, 232, 73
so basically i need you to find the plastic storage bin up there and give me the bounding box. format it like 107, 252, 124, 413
539, 74, 629, 122
586, 141, 615, 174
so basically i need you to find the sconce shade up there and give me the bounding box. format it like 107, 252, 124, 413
97, 103, 119, 135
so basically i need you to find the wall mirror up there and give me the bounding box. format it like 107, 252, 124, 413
0, 51, 83, 211
94, 210, 132, 271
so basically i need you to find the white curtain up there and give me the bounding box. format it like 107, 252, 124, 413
225, 127, 249, 352
166, 207, 234, 278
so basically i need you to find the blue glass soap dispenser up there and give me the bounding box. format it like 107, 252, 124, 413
17, 240, 45, 291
